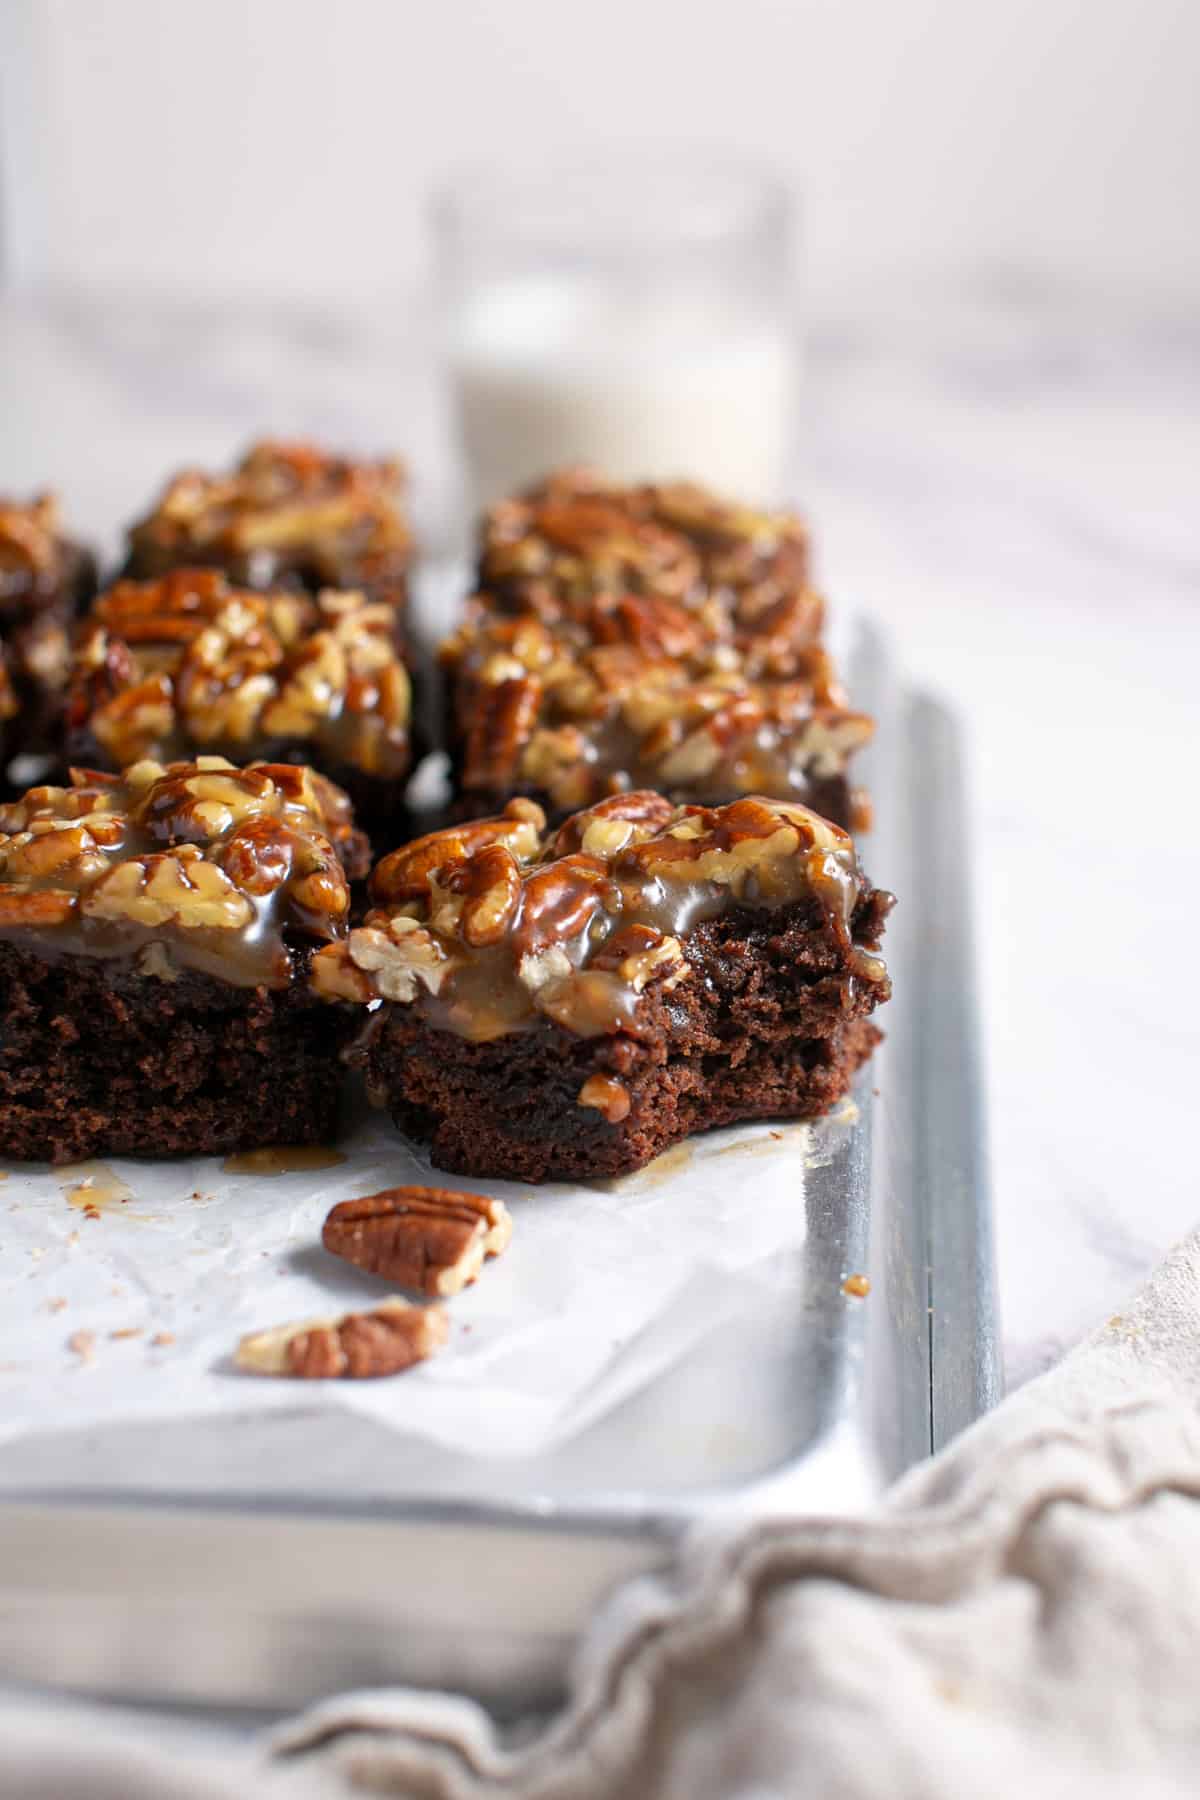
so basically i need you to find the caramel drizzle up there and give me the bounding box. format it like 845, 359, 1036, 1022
315, 794, 889, 1042
0, 760, 351, 988
476, 473, 815, 671
127, 441, 411, 585
448, 616, 873, 811
68, 572, 410, 778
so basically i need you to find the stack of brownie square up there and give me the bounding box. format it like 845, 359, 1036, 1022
0, 442, 411, 1164
73, 440, 417, 847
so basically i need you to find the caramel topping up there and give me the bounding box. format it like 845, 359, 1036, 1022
66, 570, 410, 779
222, 1145, 347, 1175
476, 469, 817, 677
0, 494, 61, 572
0, 652, 18, 724
442, 606, 872, 813
0, 756, 355, 987
311, 791, 890, 1041
126, 440, 411, 593
0, 493, 69, 604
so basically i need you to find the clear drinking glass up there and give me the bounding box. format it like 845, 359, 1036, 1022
432, 152, 800, 510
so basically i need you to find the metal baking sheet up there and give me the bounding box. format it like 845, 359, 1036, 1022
0, 620, 998, 1714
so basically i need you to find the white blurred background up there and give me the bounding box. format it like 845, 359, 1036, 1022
2, 0, 1197, 305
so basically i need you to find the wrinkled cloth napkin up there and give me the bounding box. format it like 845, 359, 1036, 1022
5, 1231, 1200, 1799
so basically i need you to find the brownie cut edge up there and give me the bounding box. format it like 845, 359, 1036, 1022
0, 756, 360, 1162
311, 791, 893, 1183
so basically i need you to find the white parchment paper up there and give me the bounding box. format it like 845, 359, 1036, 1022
0, 1107, 816, 1459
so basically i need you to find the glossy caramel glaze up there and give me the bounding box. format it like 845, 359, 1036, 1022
475, 469, 817, 678
0, 493, 76, 608
311, 791, 892, 1042
0, 757, 355, 987
441, 603, 873, 815
66, 569, 411, 779
125, 440, 411, 597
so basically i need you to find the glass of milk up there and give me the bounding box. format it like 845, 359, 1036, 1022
433, 153, 800, 511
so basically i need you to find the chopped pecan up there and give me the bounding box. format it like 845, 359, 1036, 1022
323, 1186, 512, 1296
312, 913, 449, 1004
585, 592, 705, 658
475, 470, 816, 665
0, 493, 62, 573
307, 789, 882, 1036
451, 843, 524, 947
510, 855, 611, 958
235, 1297, 448, 1379
126, 441, 411, 583
66, 573, 410, 779
82, 850, 255, 931
590, 921, 688, 992
577, 1074, 632, 1123
462, 674, 544, 790
0, 887, 76, 927
443, 587, 867, 816
0, 757, 356, 978
548, 791, 677, 858
369, 799, 545, 904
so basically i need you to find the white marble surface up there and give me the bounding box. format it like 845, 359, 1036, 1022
0, 274, 1196, 1391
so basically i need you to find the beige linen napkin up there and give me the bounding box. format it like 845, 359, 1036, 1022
5, 1231, 1200, 1799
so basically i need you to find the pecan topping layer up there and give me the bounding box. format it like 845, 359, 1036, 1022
126, 440, 411, 597
311, 792, 890, 1045
323, 1186, 512, 1296
0, 756, 359, 986
475, 469, 816, 677
441, 606, 873, 815
235, 1297, 448, 1378
66, 570, 410, 780
0, 494, 63, 595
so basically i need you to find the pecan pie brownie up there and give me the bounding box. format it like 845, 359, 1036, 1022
64, 570, 412, 848
475, 469, 817, 676
443, 470, 872, 828
441, 601, 873, 828
311, 791, 892, 1182
0, 493, 96, 773
0, 757, 365, 1162
124, 440, 411, 612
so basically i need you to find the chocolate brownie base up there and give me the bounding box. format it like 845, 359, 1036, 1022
378, 1014, 878, 1183
360, 895, 889, 1183
0, 942, 348, 1164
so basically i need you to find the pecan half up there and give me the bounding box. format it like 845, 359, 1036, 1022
322, 1186, 512, 1296
235, 1297, 448, 1378
0, 887, 76, 927
369, 798, 545, 904
577, 1073, 632, 1123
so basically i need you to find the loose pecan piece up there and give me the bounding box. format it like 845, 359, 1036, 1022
322, 1186, 512, 1297
235, 1297, 448, 1378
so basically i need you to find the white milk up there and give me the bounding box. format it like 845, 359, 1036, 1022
448, 273, 798, 506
